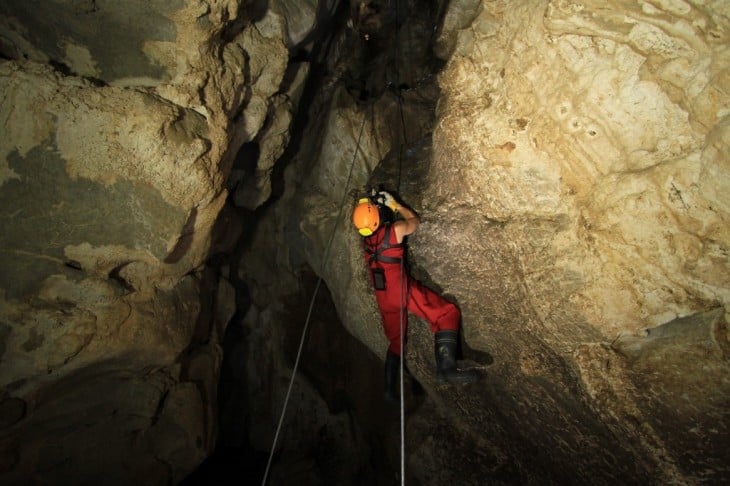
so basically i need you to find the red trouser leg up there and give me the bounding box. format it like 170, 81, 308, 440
407, 278, 461, 333
380, 307, 407, 356
374, 266, 408, 356
375, 272, 461, 356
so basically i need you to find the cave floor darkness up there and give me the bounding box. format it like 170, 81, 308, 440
180, 445, 268, 485
181, 267, 422, 485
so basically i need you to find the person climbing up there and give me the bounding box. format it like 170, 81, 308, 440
352, 189, 478, 401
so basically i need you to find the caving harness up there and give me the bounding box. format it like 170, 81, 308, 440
364, 223, 403, 291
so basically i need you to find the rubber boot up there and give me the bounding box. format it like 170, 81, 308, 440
384, 349, 400, 401
435, 330, 478, 384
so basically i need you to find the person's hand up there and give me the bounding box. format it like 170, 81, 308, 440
370, 188, 385, 207
379, 191, 399, 211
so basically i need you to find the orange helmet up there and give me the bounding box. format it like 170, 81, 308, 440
352, 198, 380, 236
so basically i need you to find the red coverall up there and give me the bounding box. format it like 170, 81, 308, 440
364, 223, 461, 356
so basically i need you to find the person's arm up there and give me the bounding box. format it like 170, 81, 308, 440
392, 204, 419, 243
380, 191, 419, 243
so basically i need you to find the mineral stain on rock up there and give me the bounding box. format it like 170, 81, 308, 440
0, 140, 185, 299
0, 0, 184, 84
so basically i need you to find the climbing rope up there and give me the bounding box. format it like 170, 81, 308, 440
260, 107, 369, 486
398, 260, 406, 485
262, 1, 413, 482
394, 2, 408, 484
395, 75, 406, 486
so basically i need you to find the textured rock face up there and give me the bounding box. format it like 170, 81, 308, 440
433, 0, 729, 336
0, 0, 183, 85
437, 0, 728, 482
427, 7, 729, 481
0, 1, 292, 483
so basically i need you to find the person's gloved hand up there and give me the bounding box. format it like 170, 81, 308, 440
379, 191, 399, 211
370, 188, 385, 207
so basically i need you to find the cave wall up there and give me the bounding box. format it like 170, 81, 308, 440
432, 0, 729, 337
421, 1, 730, 481
0, 0, 306, 483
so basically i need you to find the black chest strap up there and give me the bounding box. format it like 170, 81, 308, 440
366, 225, 402, 265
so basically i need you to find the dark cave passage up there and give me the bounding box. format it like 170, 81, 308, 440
184, 2, 446, 483
184, 269, 433, 485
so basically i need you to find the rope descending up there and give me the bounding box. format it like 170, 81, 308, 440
263, 1, 411, 482
260, 109, 369, 486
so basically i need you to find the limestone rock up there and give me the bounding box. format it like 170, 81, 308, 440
0, 1, 297, 483
271, 0, 340, 48
430, 0, 728, 481
233, 94, 295, 210
0, 0, 186, 86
